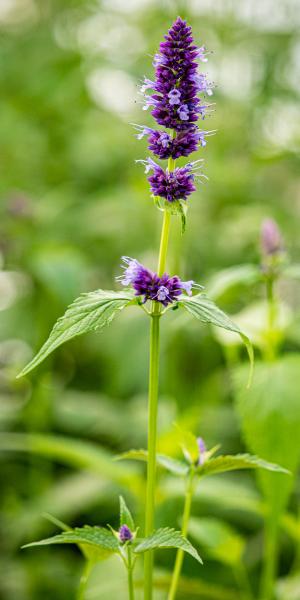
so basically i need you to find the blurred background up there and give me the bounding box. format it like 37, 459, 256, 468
1, 0, 300, 598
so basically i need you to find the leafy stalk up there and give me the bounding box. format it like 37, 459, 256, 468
168, 468, 195, 600
144, 155, 174, 600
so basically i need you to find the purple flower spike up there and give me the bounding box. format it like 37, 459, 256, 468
197, 437, 206, 465
136, 17, 215, 210
119, 525, 133, 543
261, 219, 283, 256
118, 257, 199, 307
141, 17, 213, 133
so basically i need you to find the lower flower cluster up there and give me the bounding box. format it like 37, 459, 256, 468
117, 256, 198, 306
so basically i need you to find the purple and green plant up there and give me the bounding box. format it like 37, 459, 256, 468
17, 16, 293, 600
23, 496, 202, 600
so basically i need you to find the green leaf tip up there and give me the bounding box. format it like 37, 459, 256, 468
17, 289, 135, 378
22, 525, 120, 553
179, 293, 254, 388
119, 496, 135, 531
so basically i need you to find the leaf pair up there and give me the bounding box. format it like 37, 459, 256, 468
17, 289, 252, 380
23, 496, 202, 566
23, 525, 203, 565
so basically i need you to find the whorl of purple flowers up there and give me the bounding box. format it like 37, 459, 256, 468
117, 257, 198, 306
136, 16, 214, 195
138, 158, 203, 203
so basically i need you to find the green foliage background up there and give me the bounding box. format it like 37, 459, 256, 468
0, 0, 300, 598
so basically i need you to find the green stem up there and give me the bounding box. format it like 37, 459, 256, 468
77, 560, 94, 600
157, 209, 171, 277
144, 312, 160, 600
128, 546, 135, 600
233, 563, 253, 600
144, 156, 174, 600
260, 516, 279, 600
168, 469, 195, 600
264, 277, 278, 361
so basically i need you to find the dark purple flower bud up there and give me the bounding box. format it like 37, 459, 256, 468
117, 257, 201, 307
140, 17, 214, 134
137, 158, 206, 203
119, 525, 133, 543
261, 219, 283, 256
197, 437, 206, 465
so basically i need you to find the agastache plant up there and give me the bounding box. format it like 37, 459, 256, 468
17, 17, 267, 600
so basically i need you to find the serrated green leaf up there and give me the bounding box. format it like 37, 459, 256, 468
197, 453, 289, 478
17, 289, 135, 377
188, 517, 245, 567
23, 525, 120, 554
116, 449, 189, 476
179, 294, 254, 386
119, 496, 135, 530
41, 514, 106, 562
134, 528, 203, 564
234, 355, 300, 516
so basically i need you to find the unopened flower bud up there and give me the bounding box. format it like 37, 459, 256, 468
261, 219, 283, 257
197, 437, 206, 465
118, 525, 133, 543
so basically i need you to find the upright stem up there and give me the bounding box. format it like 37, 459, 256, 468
168, 469, 195, 600
144, 156, 174, 600
127, 546, 135, 600
144, 312, 160, 600
233, 563, 254, 600
260, 277, 279, 600
260, 515, 279, 600
265, 276, 278, 361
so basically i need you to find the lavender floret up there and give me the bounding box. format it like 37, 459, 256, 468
118, 257, 199, 307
